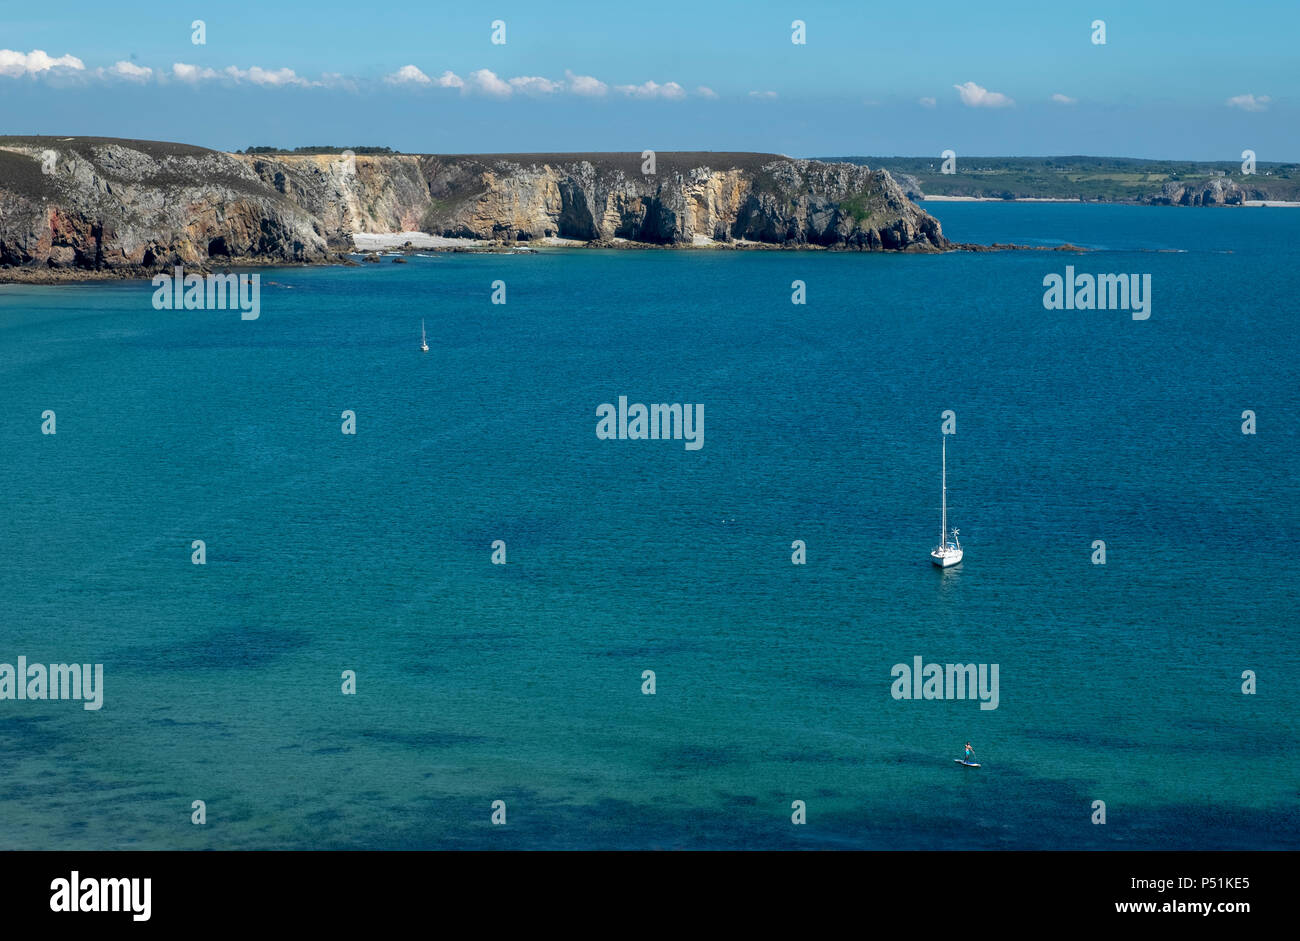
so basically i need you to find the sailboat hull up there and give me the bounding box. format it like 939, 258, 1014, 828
930, 548, 963, 567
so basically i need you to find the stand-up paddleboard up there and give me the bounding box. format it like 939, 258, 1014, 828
954, 759, 981, 767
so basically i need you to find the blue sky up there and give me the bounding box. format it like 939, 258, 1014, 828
1, 0, 1296, 158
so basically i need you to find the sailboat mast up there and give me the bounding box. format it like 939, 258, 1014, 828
941, 436, 947, 545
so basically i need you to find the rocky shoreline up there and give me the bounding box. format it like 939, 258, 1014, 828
0, 239, 1095, 285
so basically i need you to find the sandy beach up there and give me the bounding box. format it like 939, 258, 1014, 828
351, 231, 482, 251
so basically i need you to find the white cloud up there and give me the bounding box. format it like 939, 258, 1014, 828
919, 96, 937, 108
468, 68, 512, 96
566, 70, 607, 96
617, 80, 687, 100
386, 64, 431, 86
0, 48, 85, 77
1051, 93, 1077, 104
509, 75, 561, 95
223, 65, 310, 87
748, 90, 777, 99
174, 63, 312, 86
2, 53, 698, 107
319, 72, 357, 91
104, 60, 152, 81
172, 62, 217, 82
1227, 93, 1270, 112
953, 81, 1014, 108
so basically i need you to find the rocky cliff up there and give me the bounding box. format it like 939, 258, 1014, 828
406, 152, 947, 249
235, 150, 949, 248
1149, 176, 1254, 206
0, 136, 950, 280
0, 137, 328, 276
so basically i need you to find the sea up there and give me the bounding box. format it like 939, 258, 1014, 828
1, 202, 1297, 849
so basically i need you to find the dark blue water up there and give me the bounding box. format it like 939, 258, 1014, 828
1, 203, 1297, 849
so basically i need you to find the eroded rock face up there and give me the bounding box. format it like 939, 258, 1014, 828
0, 137, 951, 279
1151, 177, 1246, 206
0, 139, 329, 273
234, 152, 431, 243
409, 154, 949, 249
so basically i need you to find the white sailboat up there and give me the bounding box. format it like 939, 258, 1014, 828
420, 319, 429, 353
930, 436, 963, 568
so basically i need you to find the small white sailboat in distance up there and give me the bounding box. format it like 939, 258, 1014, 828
420, 319, 429, 353
931, 436, 964, 568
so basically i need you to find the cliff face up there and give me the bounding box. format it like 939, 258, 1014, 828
406, 153, 948, 249
0, 138, 329, 274
0, 137, 950, 279
1146, 172, 1300, 206
234, 152, 431, 243
1150, 177, 1247, 207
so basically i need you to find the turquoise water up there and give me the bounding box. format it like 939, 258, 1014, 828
1, 203, 1297, 849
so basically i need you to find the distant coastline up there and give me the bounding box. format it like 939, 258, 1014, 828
921, 195, 1083, 203
920, 194, 1300, 207
829, 156, 1300, 206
